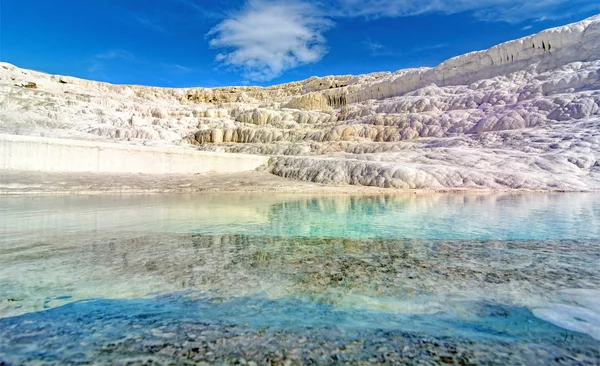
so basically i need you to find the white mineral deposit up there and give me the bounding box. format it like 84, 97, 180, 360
1, 15, 599, 191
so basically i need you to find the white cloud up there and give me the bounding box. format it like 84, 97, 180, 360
207, 0, 596, 81
207, 0, 332, 81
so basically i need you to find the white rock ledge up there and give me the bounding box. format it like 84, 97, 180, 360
0, 134, 268, 174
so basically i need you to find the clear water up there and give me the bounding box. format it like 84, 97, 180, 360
1, 193, 599, 364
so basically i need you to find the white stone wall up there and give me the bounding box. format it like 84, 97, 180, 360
0, 134, 268, 174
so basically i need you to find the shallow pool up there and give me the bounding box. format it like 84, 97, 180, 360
1, 193, 599, 364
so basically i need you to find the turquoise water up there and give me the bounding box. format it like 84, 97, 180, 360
1, 193, 599, 240
1, 193, 599, 364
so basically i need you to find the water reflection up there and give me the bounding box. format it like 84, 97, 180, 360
2, 233, 599, 321
0, 193, 599, 363
1, 193, 599, 240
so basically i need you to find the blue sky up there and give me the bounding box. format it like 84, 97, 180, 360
1, 0, 598, 87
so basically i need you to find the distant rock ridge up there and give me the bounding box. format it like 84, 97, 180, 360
1, 15, 599, 190
281, 15, 600, 110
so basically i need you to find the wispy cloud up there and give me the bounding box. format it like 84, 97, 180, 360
88, 49, 197, 81
87, 62, 104, 75
173, 0, 205, 13
162, 63, 195, 74
207, 0, 333, 81
329, 0, 597, 23
363, 40, 449, 58
407, 43, 450, 54
129, 0, 238, 38
171, 0, 233, 19
136, 16, 168, 33
93, 49, 135, 61
364, 39, 393, 57
88, 49, 136, 76
522, 25, 533, 30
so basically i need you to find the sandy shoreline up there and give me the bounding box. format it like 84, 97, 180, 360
1, 169, 596, 196
0, 169, 389, 195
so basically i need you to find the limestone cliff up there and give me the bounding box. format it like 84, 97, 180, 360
1, 15, 599, 190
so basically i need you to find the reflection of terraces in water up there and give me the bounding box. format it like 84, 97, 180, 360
3, 193, 599, 241
1, 193, 600, 363
1, 192, 599, 343
261, 193, 600, 239
2, 231, 599, 319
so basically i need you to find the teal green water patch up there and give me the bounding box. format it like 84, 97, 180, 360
0, 193, 599, 363
1, 193, 599, 241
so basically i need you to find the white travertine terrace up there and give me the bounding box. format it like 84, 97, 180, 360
0, 134, 268, 174
1, 15, 599, 190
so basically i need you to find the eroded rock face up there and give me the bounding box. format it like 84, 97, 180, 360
1, 15, 599, 190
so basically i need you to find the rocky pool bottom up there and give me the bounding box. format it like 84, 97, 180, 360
1, 232, 599, 365
1, 194, 599, 364
1, 292, 599, 365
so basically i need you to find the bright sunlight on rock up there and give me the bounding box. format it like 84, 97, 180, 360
1, 15, 599, 191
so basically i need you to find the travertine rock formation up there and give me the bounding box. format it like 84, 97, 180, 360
1, 15, 599, 190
